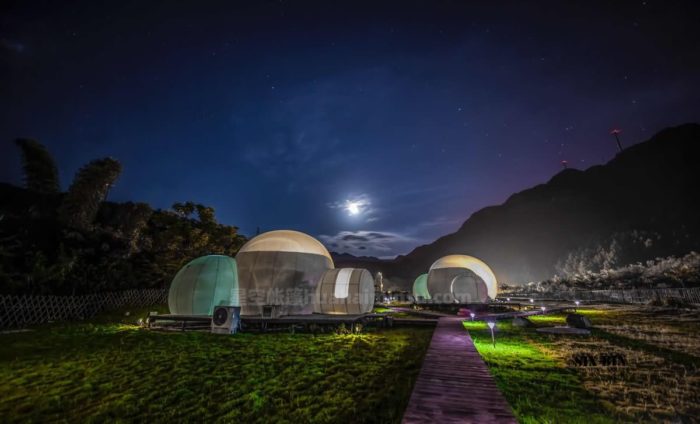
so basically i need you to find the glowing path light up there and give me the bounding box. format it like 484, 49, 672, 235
487, 321, 496, 347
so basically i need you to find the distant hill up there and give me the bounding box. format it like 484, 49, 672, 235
336, 123, 700, 290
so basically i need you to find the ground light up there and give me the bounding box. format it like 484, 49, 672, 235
470, 312, 475, 321
487, 321, 496, 347
529, 298, 534, 303
540, 306, 546, 313
575, 300, 580, 312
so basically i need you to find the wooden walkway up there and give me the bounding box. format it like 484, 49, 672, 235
402, 317, 517, 424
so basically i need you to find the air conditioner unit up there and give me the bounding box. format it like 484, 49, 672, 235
211, 306, 241, 334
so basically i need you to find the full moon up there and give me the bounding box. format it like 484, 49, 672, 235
346, 202, 360, 215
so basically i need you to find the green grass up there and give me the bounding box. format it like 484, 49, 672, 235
0, 315, 433, 423
463, 320, 617, 424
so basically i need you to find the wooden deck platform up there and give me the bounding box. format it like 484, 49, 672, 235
475, 305, 572, 321
402, 317, 517, 424
147, 312, 391, 332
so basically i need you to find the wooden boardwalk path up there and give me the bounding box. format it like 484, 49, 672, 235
402, 317, 517, 424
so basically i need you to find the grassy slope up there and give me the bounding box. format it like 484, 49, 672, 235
0, 313, 433, 423
463, 318, 618, 424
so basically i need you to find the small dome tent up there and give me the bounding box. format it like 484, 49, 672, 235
314, 268, 374, 314
168, 255, 239, 315
412, 273, 430, 302
450, 272, 489, 303
427, 255, 497, 303
236, 230, 334, 315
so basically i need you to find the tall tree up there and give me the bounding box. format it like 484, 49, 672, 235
15, 138, 60, 194
58, 158, 122, 231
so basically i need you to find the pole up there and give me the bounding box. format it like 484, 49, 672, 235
611, 129, 623, 152
491, 327, 495, 348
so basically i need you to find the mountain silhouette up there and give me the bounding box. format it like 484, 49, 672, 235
335, 123, 700, 289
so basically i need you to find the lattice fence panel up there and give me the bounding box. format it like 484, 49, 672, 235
0, 289, 167, 330
543, 287, 700, 304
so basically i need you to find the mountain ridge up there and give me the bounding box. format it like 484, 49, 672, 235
334, 123, 700, 290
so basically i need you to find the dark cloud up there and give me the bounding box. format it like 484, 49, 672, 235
341, 234, 369, 241
319, 230, 415, 258
367, 232, 392, 239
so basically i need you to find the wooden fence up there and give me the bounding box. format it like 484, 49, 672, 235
0, 289, 168, 330
520, 286, 700, 304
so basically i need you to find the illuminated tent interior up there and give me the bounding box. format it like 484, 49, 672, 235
314, 268, 374, 314
412, 273, 431, 302
236, 230, 334, 315
168, 255, 239, 315
427, 254, 498, 303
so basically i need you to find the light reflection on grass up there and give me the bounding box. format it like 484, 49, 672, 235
463, 320, 616, 423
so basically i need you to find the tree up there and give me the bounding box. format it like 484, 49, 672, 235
58, 158, 122, 231
15, 138, 60, 194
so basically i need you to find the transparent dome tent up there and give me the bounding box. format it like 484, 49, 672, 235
427, 255, 497, 303
168, 255, 239, 315
412, 273, 431, 302
236, 230, 334, 315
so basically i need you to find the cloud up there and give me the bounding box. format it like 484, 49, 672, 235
318, 230, 415, 258
234, 69, 395, 181
341, 234, 369, 241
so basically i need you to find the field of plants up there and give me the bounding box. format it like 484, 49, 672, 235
465, 305, 700, 423
0, 308, 433, 423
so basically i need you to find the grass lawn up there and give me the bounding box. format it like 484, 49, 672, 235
463, 320, 615, 424
0, 308, 433, 423
465, 305, 700, 423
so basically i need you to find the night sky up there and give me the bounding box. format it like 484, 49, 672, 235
2, 1, 699, 258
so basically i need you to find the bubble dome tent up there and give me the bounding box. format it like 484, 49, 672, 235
168, 255, 239, 315
412, 273, 431, 302
451, 272, 489, 303
427, 255, 498, 303
314, 268, 374, 314
236, 230, 334, 316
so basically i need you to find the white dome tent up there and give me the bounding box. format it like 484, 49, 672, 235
427, 254, 497, 303
314, 268, 374, 314
450, 272, 489, 303
236, 230, 334, 316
